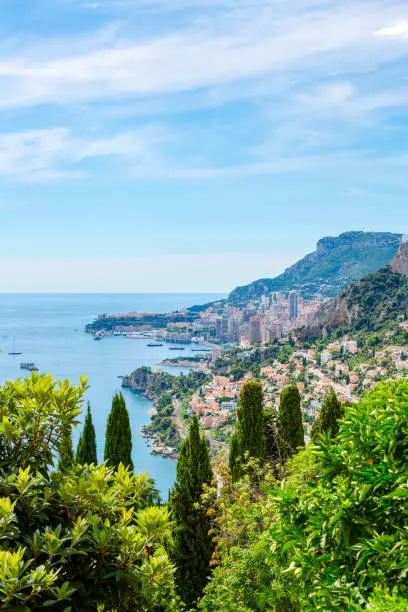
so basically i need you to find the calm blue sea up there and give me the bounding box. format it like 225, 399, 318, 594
0, 293, 223, 497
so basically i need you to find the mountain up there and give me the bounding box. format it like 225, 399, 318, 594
304, 240, 408, 338
228, 231, 402, 304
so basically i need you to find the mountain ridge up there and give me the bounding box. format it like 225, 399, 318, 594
228, 231, 402, 304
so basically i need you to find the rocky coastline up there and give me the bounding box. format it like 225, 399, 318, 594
141, 424, 178, 460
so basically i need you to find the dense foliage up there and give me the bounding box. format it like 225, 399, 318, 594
149, 392, 181, 450
200, 379, 408, 610
104, 392, 134, 471
0, 374, 178, 611
169, 416, 213, 607
311, 388, 344, 441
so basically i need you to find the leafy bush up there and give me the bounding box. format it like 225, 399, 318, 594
0, 374, 178, 611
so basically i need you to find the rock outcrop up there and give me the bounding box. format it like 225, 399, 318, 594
303, 295, 357, 337
391, 239, 408, 278
303, 264, 408, 338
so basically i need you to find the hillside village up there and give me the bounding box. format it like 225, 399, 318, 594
180, 332, 408, 446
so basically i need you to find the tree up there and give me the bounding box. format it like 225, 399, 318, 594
263, 405, 278, 464
311, 388, 344, 441
169, 415, 213, 607
228, 432, 240, 482
229, 381, 266, 480
76, 402, 98, 465
277, 385, 304, 462
104, 392, 133, 471
0, 373, 177, 610
58, 424, 74, 471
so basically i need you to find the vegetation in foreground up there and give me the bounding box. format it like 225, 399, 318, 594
200, 379, 408, 611
1, 372, 408, 611
0, 374, 178, 611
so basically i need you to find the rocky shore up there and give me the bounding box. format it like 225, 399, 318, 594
141, 424, 178, 460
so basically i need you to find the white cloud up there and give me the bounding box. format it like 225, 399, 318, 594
375, 20, 408, 37
295, 81, 355, 110
0, 126, 168, 178
0, 1, 407, 109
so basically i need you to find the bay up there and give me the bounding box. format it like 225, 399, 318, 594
0, 293, 223, 497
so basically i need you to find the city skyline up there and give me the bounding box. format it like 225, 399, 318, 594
1, 1, 408, 292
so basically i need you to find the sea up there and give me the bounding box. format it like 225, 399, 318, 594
0, 293, 223, 498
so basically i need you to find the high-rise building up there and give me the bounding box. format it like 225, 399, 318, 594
288, 291, 299, 319
249, 317, 262, 344
216, 316, 231, 341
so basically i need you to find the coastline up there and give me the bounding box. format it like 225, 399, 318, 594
140, 423, 178, 460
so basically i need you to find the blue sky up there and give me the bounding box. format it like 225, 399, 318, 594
0, 0, 408, 292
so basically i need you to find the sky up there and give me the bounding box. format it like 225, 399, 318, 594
0, 0, 408, 293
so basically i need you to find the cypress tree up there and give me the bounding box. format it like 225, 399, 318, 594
169, 416, 213, 607
277, 385, 304, 462
58, 425, 74, 471
229, 381, 266, 481
311, 389, 344, 441
104, 392, 133, 471
228, 432, 240, 482
264, 406, 278, 463
76, 402, 98, 465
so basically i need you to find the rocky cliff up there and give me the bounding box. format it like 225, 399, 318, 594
304, 262, 408, 338
391, 239, 408, 278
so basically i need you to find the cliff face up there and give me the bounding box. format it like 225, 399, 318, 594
228, 231, 402, 304
391, 240, 408, 278
304, 295, 357, 337
304, 264, 408, 337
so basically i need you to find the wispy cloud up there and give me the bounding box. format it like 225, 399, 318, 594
0, 1, 407, 109
0, 0, 407, 180
0, 126, 169, 179
375, 20, 408, 37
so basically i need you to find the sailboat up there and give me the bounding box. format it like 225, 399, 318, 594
8, 337, 22, 356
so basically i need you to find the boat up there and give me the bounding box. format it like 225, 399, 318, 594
8, 337, 22, 356
191, 348, 211, 352
94, 331, 105, 341
147, 343, 163, 347
169, 347, 185, 351
20, 362, 38, 371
